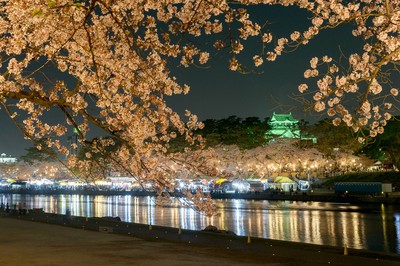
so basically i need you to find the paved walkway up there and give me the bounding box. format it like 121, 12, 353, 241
0, 217, 399, 266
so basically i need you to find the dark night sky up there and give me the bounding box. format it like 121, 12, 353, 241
167, 5, 360, 122
0, 6, 360, 157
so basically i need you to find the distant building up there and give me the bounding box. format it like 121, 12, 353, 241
265, 112, 317, 143
0, 153, 17, 164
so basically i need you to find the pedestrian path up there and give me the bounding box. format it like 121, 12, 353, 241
0, 213, 399, 265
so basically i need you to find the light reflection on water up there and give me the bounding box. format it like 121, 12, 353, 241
1, 194, 399, 254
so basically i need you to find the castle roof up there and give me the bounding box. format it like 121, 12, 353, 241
269, 112, 298, 123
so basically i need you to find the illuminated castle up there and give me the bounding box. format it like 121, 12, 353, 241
265, 112, 316, 143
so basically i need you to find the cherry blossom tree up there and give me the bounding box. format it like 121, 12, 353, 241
11, 160, 73, 181
184, 142, 324, 180
290, 0, 400, 142
210, 141, 369, 180
0, 1, 398, 214
0, 163, 16, 180
241, 140, 325, 177
0, 0, 212, 183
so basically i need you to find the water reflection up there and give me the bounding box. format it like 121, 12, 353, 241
1, 194, 399, 254
395, 213, 400, 254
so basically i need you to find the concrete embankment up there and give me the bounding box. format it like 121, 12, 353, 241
1, 209, 399, 265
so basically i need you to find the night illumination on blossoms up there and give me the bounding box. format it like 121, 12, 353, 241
0, 1, 399, 214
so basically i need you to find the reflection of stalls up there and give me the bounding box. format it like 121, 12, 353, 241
268, 176, 297, 192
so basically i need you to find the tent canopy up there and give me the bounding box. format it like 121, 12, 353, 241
274, 176, 295, 183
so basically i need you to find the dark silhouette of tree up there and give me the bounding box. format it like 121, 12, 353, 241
311, 119, 362, 157
20, 140, 58, 165
361, 118, 400, 170
185, 116, 270, 150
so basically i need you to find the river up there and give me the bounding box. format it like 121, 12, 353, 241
1, 193, 399, 254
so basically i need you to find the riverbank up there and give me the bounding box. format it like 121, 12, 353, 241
0, 209, 399, 265
2, 188, 400, 204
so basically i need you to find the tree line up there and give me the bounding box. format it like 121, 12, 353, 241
16, 115, 400, 173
